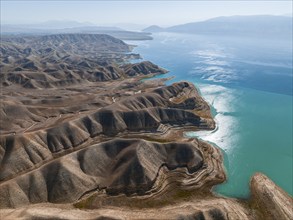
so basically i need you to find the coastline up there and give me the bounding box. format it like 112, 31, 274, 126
0, 33, 292, 219
131, 33, 293, 198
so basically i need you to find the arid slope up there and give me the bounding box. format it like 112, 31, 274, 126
0, 34, 292, 220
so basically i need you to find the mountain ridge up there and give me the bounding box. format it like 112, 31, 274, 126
1, 32, 292, 219
142, 15, 292, 38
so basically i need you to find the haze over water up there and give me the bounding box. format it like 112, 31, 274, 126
129, 32, 293, 198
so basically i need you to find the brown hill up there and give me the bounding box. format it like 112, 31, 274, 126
0, 33, 291, 220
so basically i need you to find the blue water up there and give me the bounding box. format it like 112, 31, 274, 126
127, 33, 293, 198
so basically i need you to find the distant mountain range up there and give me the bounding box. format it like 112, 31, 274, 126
143, 15, 292, 38
1, 20, 152, 40
3, 16, 291, 40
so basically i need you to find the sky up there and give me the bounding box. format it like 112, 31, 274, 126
1, 0, 292, 27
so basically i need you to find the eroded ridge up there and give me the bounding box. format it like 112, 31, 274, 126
0, 81, 214, 183
0, 34, 292, 220
0, 138, 225, 208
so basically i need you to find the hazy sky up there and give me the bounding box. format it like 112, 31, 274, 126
1, 1, 292, 26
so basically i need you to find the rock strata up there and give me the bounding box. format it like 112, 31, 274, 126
250, 173, 293, 220
0, 34, 292, 219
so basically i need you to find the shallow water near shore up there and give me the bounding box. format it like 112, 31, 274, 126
128, 32, 293, 198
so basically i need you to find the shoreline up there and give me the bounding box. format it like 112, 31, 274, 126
0, 33, 292, 219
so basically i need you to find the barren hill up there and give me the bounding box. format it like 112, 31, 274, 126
0, 34, 292, 219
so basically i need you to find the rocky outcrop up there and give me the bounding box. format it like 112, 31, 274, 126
250, 173, 293, 220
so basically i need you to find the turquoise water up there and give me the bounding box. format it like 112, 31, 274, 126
128, 33, 293, 198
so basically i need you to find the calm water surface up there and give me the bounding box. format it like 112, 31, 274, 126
128, 33, 293, 198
